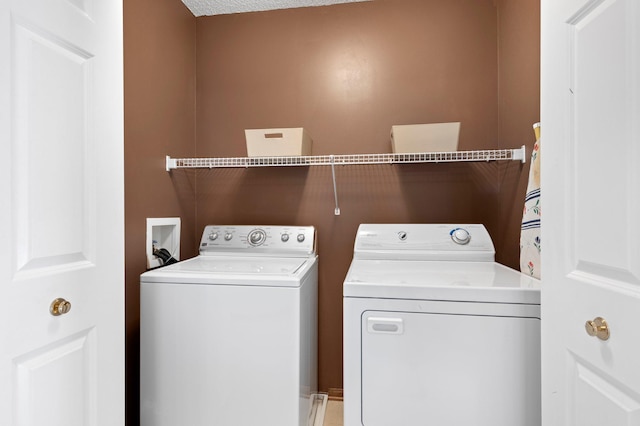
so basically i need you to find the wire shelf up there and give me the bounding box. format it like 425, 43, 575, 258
166, 147, 526, 170
165, 146, 526, 216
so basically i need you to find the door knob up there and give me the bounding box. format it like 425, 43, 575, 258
585, 317, 609, 341
50, 298, 72, 316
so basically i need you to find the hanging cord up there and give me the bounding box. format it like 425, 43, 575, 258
330, 155, 340, 215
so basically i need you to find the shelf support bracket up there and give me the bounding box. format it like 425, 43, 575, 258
513, 145, 527, 164
330, 155, 341, 216
166, 156, 177, 171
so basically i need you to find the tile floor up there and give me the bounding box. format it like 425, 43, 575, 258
323, 400, 343, 426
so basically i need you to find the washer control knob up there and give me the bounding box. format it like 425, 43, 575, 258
248, 229, 266, 246
297, 233, 305, 243
451, 228, 471, 245
398, 231, 407, 241
281, 233, 290, 242
224, 233, 233, 241
209, 232, 218, 241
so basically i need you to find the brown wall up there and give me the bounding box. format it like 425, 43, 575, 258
124, 0, 540, 422
194, 0, 502, 393
496, 0, 541, 268
123, 0, 196, 424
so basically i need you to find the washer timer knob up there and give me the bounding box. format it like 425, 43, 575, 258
248, 229, 266, 246
451, 228, 471, 245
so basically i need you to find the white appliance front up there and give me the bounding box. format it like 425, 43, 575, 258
140, 225, 318, 426
344, 297, 540, 426
343, 224, 541, 426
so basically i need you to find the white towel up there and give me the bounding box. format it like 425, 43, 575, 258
520, 124, 541, 278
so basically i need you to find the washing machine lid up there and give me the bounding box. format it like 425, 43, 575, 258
141, 255, 317, 287
343, 259, 540, 304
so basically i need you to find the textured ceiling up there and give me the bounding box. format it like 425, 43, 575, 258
182, 0, 371, 16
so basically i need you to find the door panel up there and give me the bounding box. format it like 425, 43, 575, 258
12, 18, 95, 276
14, 329, 96, 426
0, 0, 123, 424
572, 359, 640, 425
542, 0, 640, 424
568, 0, 640, 283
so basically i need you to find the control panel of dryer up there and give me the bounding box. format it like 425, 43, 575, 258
199, 225, 316, 256
353, 224, 495, 262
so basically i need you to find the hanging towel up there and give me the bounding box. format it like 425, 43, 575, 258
520, 123, 541, 278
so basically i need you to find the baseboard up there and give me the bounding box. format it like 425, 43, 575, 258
328, 388, 343, 401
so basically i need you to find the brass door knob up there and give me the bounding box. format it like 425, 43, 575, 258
50, 298, 72, 316
585, 317, 609, 341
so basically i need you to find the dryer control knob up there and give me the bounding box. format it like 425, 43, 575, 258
224, 233, 233, 241
451, 228, 471, 245
297, 233, 305, 243
281, 233, 290, 242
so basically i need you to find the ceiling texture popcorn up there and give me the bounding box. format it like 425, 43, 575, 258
181, 0, 371, 16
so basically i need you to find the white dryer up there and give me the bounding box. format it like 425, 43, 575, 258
140, 225, 318, 426
343, 224, 541, 426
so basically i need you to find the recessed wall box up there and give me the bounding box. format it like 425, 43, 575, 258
146, 217, 181, 269
390, 122, 461, 153
245, 127, 313, 157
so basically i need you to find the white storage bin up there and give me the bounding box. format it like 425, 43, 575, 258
390, 122, 460, 153
245, 127, 313, 157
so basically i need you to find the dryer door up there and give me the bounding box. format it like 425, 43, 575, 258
361, 310, 540, 426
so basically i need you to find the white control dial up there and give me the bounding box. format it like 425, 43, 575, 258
224, 233, 233, 241
209, 232, 218, 241
297, 234, 305, 243
281, 233, 290, 242
451, 228, 471, 245
248, 229, 266, 246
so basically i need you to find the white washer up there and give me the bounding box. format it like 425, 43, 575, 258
140, 225, 318, 426
343, 224, 541, 426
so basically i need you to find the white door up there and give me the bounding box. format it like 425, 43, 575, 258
541, 0, 640, 424
0, 0, 124, 424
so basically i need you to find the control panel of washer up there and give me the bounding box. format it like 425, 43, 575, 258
200, 225, 316, 256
